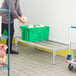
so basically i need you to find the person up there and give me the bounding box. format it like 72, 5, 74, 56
0, 0, 27, 54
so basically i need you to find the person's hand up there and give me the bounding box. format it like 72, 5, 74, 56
22, 16, 27, 23
18, 16, 27, 24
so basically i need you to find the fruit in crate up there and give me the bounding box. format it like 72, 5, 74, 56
36, 24, 45, 28
28, 24, 34, 28
36, 26, 40, 28
40, 24, 45, 27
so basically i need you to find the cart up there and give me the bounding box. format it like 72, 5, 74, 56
66, 26, 76, 70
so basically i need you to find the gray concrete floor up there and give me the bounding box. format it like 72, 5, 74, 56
0, 44, 76, 76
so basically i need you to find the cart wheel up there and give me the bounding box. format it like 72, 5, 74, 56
68, 64, 73, 70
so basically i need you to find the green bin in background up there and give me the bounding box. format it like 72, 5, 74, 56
3, 29, 8, 35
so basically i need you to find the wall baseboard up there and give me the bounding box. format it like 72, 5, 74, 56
0, 38, 16, 44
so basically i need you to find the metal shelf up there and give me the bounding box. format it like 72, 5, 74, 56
0, 64, 8, 70
0, 9, 8, 12
0, 0, 10, 76
0, 35, 8, 39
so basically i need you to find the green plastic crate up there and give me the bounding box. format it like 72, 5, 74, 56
20, 25, 49, 42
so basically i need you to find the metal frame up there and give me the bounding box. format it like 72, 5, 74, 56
0, 0, 10, 76
15, 38, 68, 64
8, 0, 10, 76
66, 26, 76, 67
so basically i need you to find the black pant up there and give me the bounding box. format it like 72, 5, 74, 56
2, 23, 14, 51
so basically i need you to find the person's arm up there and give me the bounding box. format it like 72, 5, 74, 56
18, 7, 22, 17
18, 1, 22, 17
9, 0, 19, 19
6, 0, 26, 23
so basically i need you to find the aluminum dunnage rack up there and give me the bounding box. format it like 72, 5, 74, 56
15, 38, 68, 64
